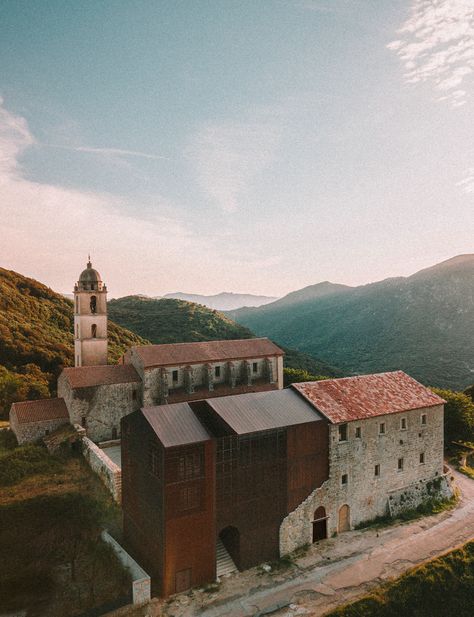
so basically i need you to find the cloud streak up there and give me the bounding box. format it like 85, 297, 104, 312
48, 143, 170, 161
388, 0, 474, 107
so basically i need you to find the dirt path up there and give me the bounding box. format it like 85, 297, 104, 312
165, 469, 474, 617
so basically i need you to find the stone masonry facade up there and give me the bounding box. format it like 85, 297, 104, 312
280, 404, 446, 555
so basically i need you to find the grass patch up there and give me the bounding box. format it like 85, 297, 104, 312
0, 428, 17, 452
326, 540, 474, 617
355, 495, 458, 530
459, 465, 474, 480
0, 444, 62, 486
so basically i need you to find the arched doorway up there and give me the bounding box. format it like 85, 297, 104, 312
219, 526, 240, 570
312, 506, 327, 542
338, 504, 350, 532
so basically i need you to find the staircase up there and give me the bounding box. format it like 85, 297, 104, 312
216, 539, 238, 578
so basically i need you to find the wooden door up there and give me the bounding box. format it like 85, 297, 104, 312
312, 519, 327, 542
338, 504, 350, 532
175, 568, 191, 593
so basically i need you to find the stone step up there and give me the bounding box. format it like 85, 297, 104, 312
216, 539, 238, 578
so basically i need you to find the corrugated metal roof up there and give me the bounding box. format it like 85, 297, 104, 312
142, 402, 211, 448
133, 338, 283, 368
205, 389, 322, 435
62, 364, 141, 389
292, 371, 445, 424
11, 398, 69, 425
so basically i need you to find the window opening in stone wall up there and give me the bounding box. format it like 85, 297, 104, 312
172, 369, 179, 383
421, 414, 427, 425
374, 464, 380, 477
338, 423, 348, 441
401, 417, 407, 430
252, 362, 258, 373
81, 416, 86, 428
91, 323, 97, 338
379, 422, 386, 435
215, 365, 221, 378
419, 452, 425, 464
355, 426, 361, 438
90, 295, 97, 314
398, 457, 404, 471
132, 389, 137, 401
341, 473, 348, 485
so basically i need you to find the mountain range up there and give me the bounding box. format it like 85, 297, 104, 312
161, 292, 278, 311
228, 255, 474, 390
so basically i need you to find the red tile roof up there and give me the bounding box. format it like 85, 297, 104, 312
142, 403, 211, 448
292, 371, 445, 424
11, 398, 69, 425
62, 364, 140, 389
133, 338, 283, 369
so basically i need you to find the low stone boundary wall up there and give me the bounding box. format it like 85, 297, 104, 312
102, 531, 151, 605
82, 436, 122, 503
388, 472, 454, 517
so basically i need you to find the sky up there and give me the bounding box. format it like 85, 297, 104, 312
0, 0, 473, 298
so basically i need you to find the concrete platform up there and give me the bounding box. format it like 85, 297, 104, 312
100, 443, 122, 468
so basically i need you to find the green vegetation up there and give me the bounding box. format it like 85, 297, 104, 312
283, 368, 329, 387
326, 540, 474, 617
0, 437, 130, 616
354, 495, 458, 530
431, 388, 474, 445
233, 255, 474, 390
0, 268, 147, 418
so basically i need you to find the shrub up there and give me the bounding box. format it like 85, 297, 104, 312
0, 445, 61, 486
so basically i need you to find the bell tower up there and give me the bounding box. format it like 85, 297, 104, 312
74, 257, 108, 367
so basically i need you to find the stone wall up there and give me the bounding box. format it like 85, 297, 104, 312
280, 404, 444, 555
9, 414, 70, 445
82, 436, 122, 503
388, 472, 454, 517
59, 374, 140, 442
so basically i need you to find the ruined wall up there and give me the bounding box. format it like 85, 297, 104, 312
59, 374, 140, 442
82, 436, 122, 503
280, 404, 444, 555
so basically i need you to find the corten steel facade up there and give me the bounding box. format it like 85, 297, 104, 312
121, 390, 328, 597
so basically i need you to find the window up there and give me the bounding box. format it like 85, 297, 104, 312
90, 295, 97, 314
374, 464, 380, 477
148, 442, 160, 478
172, 369, 179, 383
252, 362, 258, 373
132, 389, 137, 401
338, 423, 348, 442
81, 416, 87, 428
400, 418, 407, 430
341, 474, 348, 485
379, 423, 386, 435
75, 296, 78, 313
91, 323, 97, 338
215, 365, 221, 378
179, 486, 200, 511
398, 457, 404, 471
420, 452, 425, 464
355, 426, 361, 439
421, 414, 427, 426
178, 451, 203, 480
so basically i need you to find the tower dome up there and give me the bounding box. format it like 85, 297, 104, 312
76, 258, 105, 291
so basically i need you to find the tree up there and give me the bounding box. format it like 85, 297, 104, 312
283, 368, 328, 388
431, 388, 474, 445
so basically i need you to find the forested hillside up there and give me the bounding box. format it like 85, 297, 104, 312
0, 268, 147, 417
231, 255, 474, 390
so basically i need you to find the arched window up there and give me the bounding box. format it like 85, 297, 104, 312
90, 295, 97, 314
91, 324, 97, 338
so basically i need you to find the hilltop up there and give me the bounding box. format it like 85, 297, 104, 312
162, 291, 278, 311
230, 255, 474, 390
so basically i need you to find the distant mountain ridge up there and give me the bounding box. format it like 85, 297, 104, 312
162, 291, 278, 311
231, 255, 474, 390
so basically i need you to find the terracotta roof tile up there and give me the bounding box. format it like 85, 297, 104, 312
11, 398, 69, 425
62, 364, 141, 389
292, 371, 445, 424
133, 338, 283, 369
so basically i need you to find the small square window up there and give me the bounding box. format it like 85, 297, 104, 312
338, 423, 348, 441
172, 370, 179, 382
252, 362, 258, 373
421, 414, 427, 426
419, 452, 425, 464
379, 423, 386, 435
401, 418, 407, 430
215, 365, 221, 378
398, 457, 404, 471
374, 464, 380, 477
355, 426, 361, 439
341, 474, 348, 485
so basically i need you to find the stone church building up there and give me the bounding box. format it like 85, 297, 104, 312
9, 261, 451, 598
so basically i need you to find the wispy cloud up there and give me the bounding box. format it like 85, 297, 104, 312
48, 143, 170, 161
457, 167, 474, 193
187, 117, 281, 212
388, 0, 474, 108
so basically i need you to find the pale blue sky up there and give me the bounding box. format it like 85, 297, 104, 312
0, 0, 473, 297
